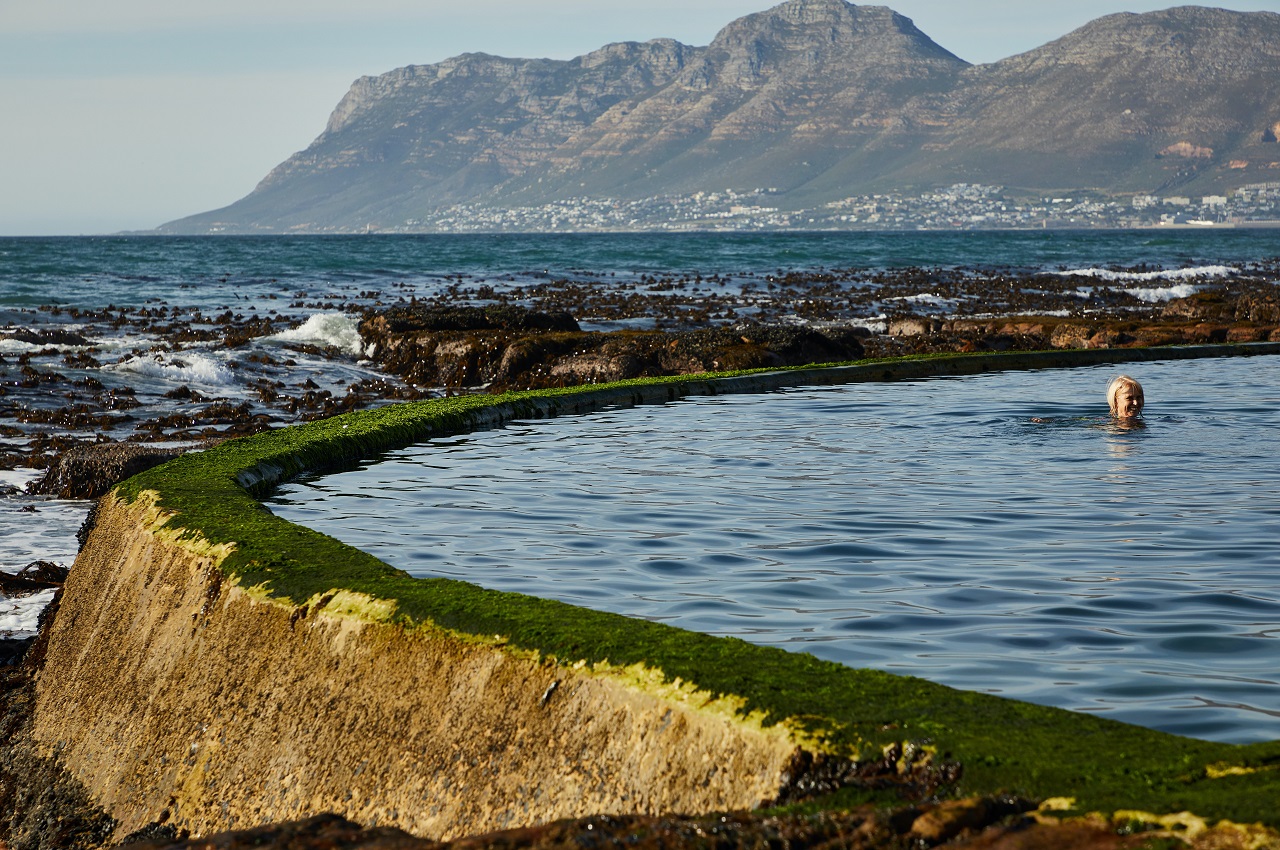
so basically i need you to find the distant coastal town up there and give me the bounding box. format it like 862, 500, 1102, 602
396, 181, 1280, 234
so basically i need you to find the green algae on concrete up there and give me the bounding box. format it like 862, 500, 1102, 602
115, 345, 1280, 826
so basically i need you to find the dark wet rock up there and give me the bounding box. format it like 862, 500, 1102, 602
872, 309, 1280, 356
362, 305, 865, 391
16, 404, 133, 431
77, 500, 101, 552
195, 401, 254, 424
366, 305, 580, 336
1162, 285, 1280, 325
132, 400, 276, 441
162, 386, 209, 402
1233, 291, 1280, 324
118, 824, 191, 847
62, 352, 102, 369
1, 329, 92, 347
0, 638, 34, 667
96, 388, 141, 410
13, 434, 95, 472
27, 443, 187, 500
909, 797, 1030, 844
116, 814, 414, 850
113, 797, 1051, 850
0, 562, 69, 597
223, 317, 284, 348
774, 741, 960, 807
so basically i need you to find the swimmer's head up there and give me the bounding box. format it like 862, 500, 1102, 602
1107, 375, 1144, 420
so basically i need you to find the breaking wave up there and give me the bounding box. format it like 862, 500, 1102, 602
105, 352, 236, 387
1058, 265, 1238, 282
888, 293, 959, 309
1068, 282, 1204, 303
1125, 283, 1203, 303
264, 312, 371, 357
0, 339, 92, 355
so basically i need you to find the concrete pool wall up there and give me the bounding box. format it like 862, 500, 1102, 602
29, 345, 1280, 841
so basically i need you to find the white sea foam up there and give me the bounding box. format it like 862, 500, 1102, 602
889, 293, 958, 308
264, 312, 371, 357
1067, 282, 1204, 303
105, 351, 236, 387
1125, 283, 1203, 303
1, 497, 89, 566
781, 315, 889, 335
0, 588, 56, 636
0, 339, 93, 355
0, 468, 43, 492
1058, 265, 1239, 282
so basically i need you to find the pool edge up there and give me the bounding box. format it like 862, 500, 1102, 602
31, 344, 1280, 840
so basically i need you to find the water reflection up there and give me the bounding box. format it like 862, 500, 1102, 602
1102, 420, 1145, 463
271, 355, 1280, 743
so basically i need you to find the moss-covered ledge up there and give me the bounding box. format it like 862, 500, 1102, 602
33, 345, 1280, 842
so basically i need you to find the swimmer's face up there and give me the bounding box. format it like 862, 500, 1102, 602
1113, 385, 1143, 419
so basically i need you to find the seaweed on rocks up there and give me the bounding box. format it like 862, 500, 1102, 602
27, 443, 188, 500
360, 306, 867, 392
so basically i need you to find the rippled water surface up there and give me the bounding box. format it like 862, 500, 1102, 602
270, 354, 1280, 743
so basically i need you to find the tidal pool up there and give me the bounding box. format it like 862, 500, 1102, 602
270, 354, 1280, 743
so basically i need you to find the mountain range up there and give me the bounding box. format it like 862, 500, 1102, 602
160, 0, 1280, 233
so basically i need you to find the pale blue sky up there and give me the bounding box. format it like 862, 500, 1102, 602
2, 1, 1275, 235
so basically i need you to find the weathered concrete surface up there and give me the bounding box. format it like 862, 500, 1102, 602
21, 344, 1280, 847
0, 593, 117, 850
32, 493, 804, 843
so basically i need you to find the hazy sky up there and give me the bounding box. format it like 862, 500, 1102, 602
3, 1, 1276, 235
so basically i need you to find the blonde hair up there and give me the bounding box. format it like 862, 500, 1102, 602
1106, 374, 1143, 416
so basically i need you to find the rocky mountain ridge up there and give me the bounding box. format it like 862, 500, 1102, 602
161, 0, 1280, 233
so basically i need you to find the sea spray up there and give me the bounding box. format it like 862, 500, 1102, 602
106, 351, 238, 387
1058, 264, 1239, 281
265, 312, 372, 358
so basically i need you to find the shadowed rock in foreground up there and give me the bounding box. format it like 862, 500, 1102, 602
27, 444, 188, 500
117, 802, 1271, 850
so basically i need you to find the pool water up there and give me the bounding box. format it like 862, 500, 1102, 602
270, 355, 1280, 744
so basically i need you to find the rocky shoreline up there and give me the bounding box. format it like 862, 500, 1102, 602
3, 264, 1278, 490
2, 265, 1279, 849
357, 283, 1280, 395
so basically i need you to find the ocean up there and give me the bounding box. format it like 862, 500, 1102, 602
2, 229, 1277, 638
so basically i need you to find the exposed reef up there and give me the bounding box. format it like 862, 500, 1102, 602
4, 263, 1277, 484
360, 305, 866, 390
28, 444, 188, 500
10, 349, 1280, 850
357, 281, 1280, 393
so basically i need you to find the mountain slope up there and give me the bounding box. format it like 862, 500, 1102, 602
183, 39, 701, 231
911, 5, 1280, 194
161, 1, 1280, 233
491, 0, 969, 204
